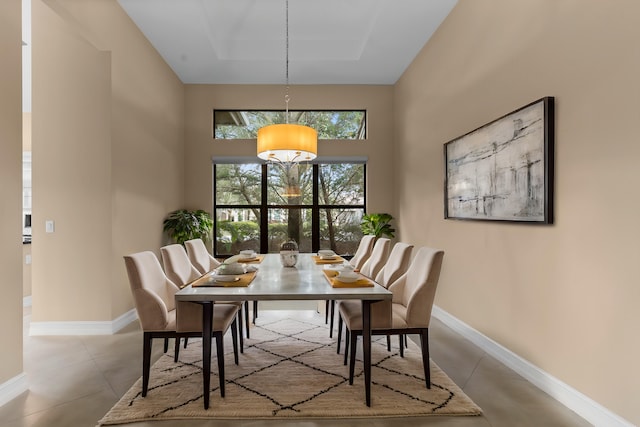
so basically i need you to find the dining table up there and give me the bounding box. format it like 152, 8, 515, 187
175, 253, 392, 409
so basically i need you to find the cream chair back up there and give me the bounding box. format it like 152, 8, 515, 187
389, 246, 444, 328
349, 235, 375, 270
359, 238, 390, 279
123, 251, 179, 331
185, 238, 220, 274
161, 244, 201, 287
374, 242, 414, 287
124, 250, 239, 399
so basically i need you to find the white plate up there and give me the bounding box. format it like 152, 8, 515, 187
213, 275, 240, 282
335, 275, 358, 283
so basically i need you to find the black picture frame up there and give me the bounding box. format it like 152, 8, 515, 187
444, 97, 554, 224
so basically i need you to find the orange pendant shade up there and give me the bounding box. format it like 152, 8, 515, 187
257, 123, 317, 162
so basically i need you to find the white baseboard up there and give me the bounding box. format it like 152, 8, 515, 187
432, 306, 634, 427
0, 373, 28, 408
29, 309, 138, 336
23, 295, 31, 307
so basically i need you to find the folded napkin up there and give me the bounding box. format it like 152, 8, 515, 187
330, 278, 373, 288
190, 270, 258, 288
312, 255, 345, 264
322, 270, 373, 288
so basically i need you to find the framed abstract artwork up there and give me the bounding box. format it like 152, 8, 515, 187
444, 97, 554, 224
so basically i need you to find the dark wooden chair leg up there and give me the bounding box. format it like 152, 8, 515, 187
344, 327, 350, 365
325, 300, 329, 323
252, 301, 258, 324
244, 301, 250, 338
174, 336, 181, 362
329, 300, 335, 338
399, 334, 405, 358
142, 332, 152, 397
420, 329, 430, 388
337, 314, 343, 354
237, 308, 244, 353
231, 319, 239, 365
387, 335, 391, 351
348, 331, 358, 385
163, 337, 169, 353
184, 337, 188, 348
215, 332, 225, 397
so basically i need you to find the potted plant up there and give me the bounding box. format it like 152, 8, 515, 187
360, 213, 395, 239
163, 209, 213, 245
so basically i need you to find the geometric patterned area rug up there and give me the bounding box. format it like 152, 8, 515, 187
99, 313, 481, 425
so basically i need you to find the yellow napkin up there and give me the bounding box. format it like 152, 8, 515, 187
322, 270, 373, 288
312, 255, 346, 264
191, 271, 258, 288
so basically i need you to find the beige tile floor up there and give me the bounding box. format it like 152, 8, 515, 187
0, 305, 592, 427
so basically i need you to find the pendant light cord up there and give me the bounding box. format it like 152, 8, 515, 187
285, 0, 290, 124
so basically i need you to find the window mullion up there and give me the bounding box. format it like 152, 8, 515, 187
260, 163, 268, 254
312, 165, 320, 253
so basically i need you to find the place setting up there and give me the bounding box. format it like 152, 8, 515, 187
191, 252, 260, 287
323, 263, 373, 288
312, 249, 346, 264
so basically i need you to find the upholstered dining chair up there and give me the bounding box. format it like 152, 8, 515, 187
123, 251, 239, 398
329, 236, 389, 338
358, 237, 391, 279
374, 242, 414, 286
327, 237, 390, 338
325, 234, 377, 333
338, 246, 444, 388
349, 234, 376, 271
336, 241, 413, 354
161, 243, 245, 351
185, 239, 255, 338
184, 238, 221, 272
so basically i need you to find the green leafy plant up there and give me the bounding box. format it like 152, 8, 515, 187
163, 209, 213, 245
361, 213, 395, 239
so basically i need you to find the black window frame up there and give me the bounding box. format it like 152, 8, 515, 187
213, 109, 367, 140
213, 161, 366, 257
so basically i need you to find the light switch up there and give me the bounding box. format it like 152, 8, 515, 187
45, 220, 55, 233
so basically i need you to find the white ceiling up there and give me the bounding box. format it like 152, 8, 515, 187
117, 0, 458, 85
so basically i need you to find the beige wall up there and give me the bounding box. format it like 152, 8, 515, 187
0, 0, 25, 384
184, 84, 395, 219
31, 0, 184, 323
394, 0, 640, 424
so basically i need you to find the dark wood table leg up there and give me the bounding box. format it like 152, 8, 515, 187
362, 300, 372, 407
201, 302, 213, 410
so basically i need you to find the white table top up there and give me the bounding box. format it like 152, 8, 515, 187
175, 253, 392, 303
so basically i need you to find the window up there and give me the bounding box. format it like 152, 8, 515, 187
214, 162, 366, 257
214, 110, 366, 140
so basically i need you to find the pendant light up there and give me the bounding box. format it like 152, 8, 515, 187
257, 0, 317, 163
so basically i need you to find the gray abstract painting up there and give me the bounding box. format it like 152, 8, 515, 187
444, 97, 554, 223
